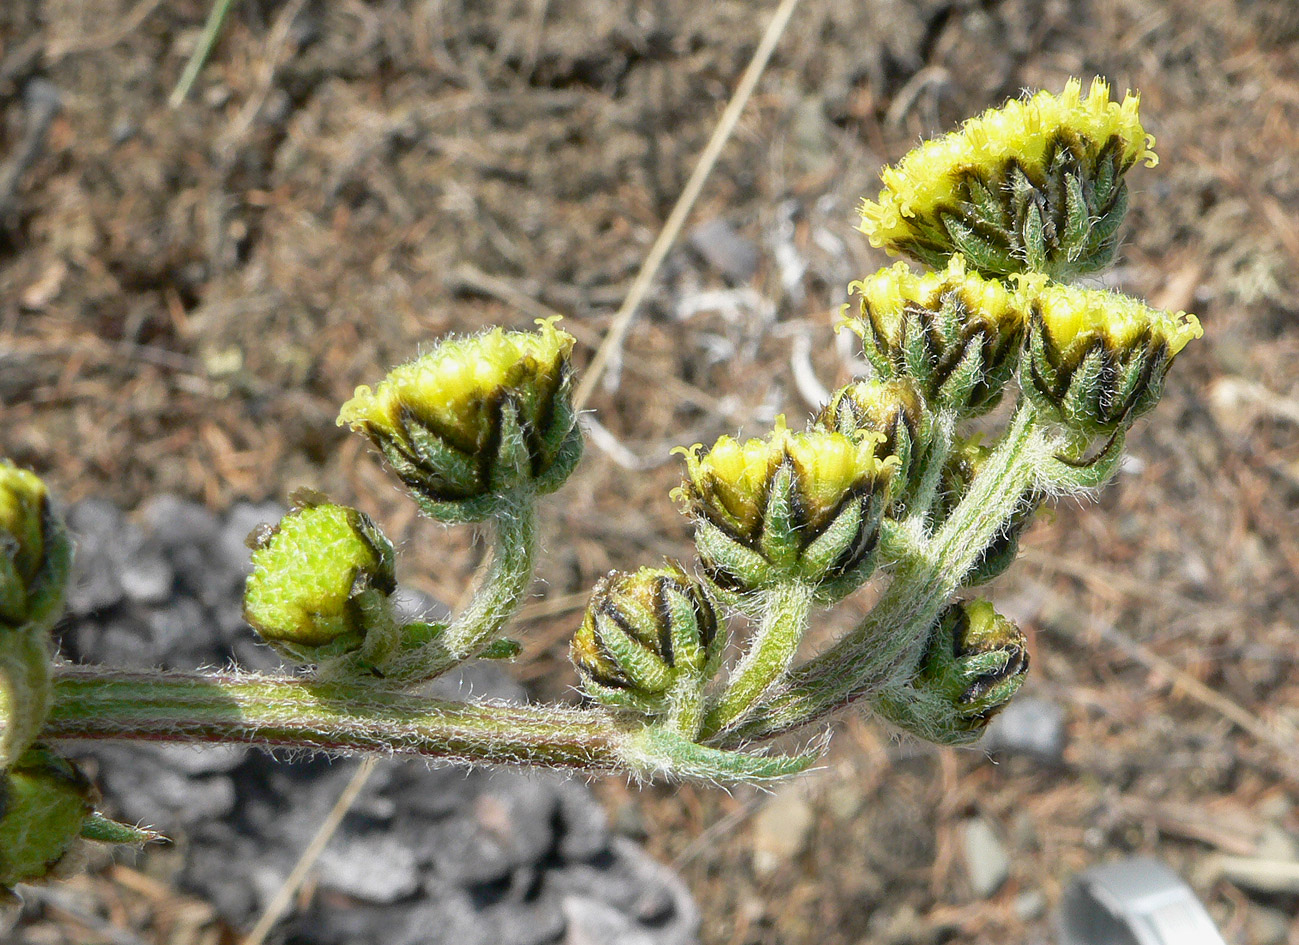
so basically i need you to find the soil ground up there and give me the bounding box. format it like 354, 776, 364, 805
3, 0, 1299, 942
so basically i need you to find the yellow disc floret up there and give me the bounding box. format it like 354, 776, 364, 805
858, 78, 1155, 280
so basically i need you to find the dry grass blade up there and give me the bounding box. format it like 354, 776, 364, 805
571, 0, 805, 411
242, 758, 379, 945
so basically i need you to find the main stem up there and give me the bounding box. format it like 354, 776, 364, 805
716, 402, 1050, 747
38, 667, 627, 771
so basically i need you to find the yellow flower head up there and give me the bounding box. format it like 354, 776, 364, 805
845, 257, 1028, 415
674, 419, 894, 540
339, 318, 574, 457
1022, 281, 1202, 434
337, 318, 581, 519
859, 78, 1156, 279
1028, 281, 1202, 362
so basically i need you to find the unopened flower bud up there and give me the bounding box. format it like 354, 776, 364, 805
846, 256, 1027, 417
815, 378, 933, 513
338, 318, 582, 522
673, 419, 896, 602
1022, 281, 1202, 438
0, 747, 96, 890
571, 564, 722, 722
874, 600, 1029, 744
0, 463, 71, 633
860, 77, 1156, 281
243, 492, 398, 665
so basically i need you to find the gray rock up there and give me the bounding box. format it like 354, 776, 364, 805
612, 839, 699, 945
144, 597, 213, 664
555, 778, 611, 862
982, 696, 1067, 764
93, 746, 236, 831
562, 896, 658, 945
65, 498, 127, 614
149, 743, 249, 776
119, 548, 174, 605
317, 833, 422, 903
962, 818, 1011, 898
429, 813, 522, 887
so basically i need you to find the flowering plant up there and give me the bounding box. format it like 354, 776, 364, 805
0, 80, 1199, 901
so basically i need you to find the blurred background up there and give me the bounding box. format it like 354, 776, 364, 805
2, 0, 1298, 942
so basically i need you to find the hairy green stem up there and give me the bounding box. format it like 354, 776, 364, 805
906, 408, 956, 527
701, 580, 814, 738
39, 667, 626, 771
387, 492, 537, 682
716, 402, 1052, 746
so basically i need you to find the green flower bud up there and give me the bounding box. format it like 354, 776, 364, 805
0, 463, 71, 632
1021, 281, 1202, 438
814, 378, 934, 514
338, 318, 582, 523
571, 564, 722, 725
673, 419, 897, 602
873, 600, 1029, 745
846, 256, 1027, 417
0, 747, 96, 890
243, 492, 398, 666
859, 77, 1156, 281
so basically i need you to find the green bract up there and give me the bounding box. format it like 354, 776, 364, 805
338, 317, 582, 523
243, 494, 398, 665
571, 564, 722, 735
872, 600, 1029, 745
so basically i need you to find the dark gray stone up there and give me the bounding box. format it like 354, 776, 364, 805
65, 499, 127, 614
118, 541, 174, 605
